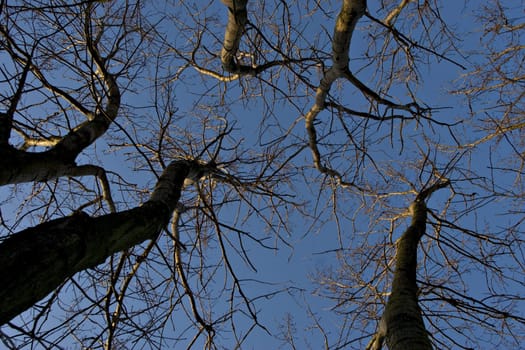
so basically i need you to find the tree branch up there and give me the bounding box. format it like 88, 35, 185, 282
0, 160, 223, 325
220, 0, 249, 73
304, 0, 366, 186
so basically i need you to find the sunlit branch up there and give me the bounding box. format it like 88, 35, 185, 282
194, 65, 241, 81
193, 58, 305, 81
104, 242, 155, 348
220, 0, 249, 73
171, 209, 214, 334
0, 6, 121, 186
69, 165, 116, 213
383, 0, 413, 26
219, 1, 310, 78
462, 120, 525, 148
365, 13, 467, 70
102, 251, 128, 346
14, 129, 62, 150
304, 0, 366, 188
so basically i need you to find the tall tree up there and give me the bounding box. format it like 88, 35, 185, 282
0, 1, 523, 349
366, 181, 449, 350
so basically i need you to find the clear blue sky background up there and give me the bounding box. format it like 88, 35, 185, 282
1, 1, 523, 349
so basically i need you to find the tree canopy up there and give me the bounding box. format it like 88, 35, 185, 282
0, 0, 523, 349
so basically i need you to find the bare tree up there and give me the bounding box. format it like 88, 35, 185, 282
0, 0, 523, 349
366, 180, 449, 350
0, 2, 299, 348
458, 0, 524, 148
309, 1, 525, 349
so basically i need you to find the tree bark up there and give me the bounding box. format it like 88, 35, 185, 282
0, 23, 120, 186
0, 161, 191, 325
367, 180, 450, 350
220, 0, 248, 73
381, 199, 433, 350
305, 0, 366, 185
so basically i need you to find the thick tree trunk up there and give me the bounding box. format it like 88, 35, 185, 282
381, 200, 433, 350
367, 180, 450, 350
0, 146, 78, 185
0, 161, 191, 325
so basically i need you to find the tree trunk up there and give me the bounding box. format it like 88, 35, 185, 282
367, 187, 449, 350
0, 161, 191, 325
382, 200, 433, 350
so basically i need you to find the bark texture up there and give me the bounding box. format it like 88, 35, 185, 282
381, 199, 433, 350
367, 181, 449, 350
220, 0, 248, 73
0, 161, 191, 325
305, 0, 366, 185
0, 30, 120, 186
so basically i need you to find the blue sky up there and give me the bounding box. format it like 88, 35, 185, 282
1, 1, 524, 349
